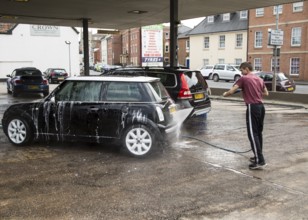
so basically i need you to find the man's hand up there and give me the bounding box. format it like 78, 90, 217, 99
223, 92, 228, 97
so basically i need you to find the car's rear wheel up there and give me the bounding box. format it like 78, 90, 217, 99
213, 74, 219, 82
12, 89, 18, 97
6, 117, 33, 145
122, 125, 155, 158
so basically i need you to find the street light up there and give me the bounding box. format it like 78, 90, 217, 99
65, 40, 71, 77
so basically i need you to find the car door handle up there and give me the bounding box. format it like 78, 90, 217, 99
89, 107, 99, 112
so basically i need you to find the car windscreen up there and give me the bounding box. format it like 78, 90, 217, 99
17, 70, 42, 76
54, 69, 66, 73
277, 73, 288, 81
146, 72, 176, 87
184, 71, 207, 91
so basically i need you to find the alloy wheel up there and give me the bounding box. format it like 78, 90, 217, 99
8, 119, 27, 144
125, 127, 152, 156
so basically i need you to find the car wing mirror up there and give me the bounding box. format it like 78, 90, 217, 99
6, 74, 11, 78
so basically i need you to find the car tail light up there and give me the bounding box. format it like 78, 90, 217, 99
64, 73, 68, 77
177, 73, 192, 99
14, 79, 22, 85
43, 79, 48, 85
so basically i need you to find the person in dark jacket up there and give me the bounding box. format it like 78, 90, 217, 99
223, 62, 269, 170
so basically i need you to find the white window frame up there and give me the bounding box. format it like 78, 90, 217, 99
255, 31, 263, 48
254, 58, 262, 71
223, 13, 230, 21
165, 32, 169, 39
203, 59, 209, 66
256, 8, 264, 17
291, 27, 302, 46
207, 16, 214, 23
235, 59, 242, 65
273, 5, 283, 15
240, 10, 248, 19
218, 59, 225, 64
186, 40, 190, 50
293, 2, 304, 12
165, 43, 169, 53
290, 58, 300, 75
204, 36, 210, 49
219, 35, 225, 48
236, 33, 243, 48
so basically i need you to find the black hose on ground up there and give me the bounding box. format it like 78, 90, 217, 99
181, 135, 251, 154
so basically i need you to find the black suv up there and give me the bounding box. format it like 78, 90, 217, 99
2, 76, 182, 157
109, 67, 211, 117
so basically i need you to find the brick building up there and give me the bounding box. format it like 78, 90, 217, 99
119, 28, 141, 66
107, 34, 121, 65
248, 1, 308, 81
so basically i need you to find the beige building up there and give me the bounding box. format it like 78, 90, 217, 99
188, 11, 248, 70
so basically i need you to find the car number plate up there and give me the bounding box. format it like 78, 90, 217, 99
58, 77, 64, 80
28, 85, 39, 90
194, 93, 204, 99
169, 106, 177, 114
287, 87, 294, 91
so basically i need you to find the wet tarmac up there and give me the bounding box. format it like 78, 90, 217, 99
0, 84, 308, 219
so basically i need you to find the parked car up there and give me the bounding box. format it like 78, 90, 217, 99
108, 67, 211, 117
255, 72, 296, 92
6, 67, 49, 97
100, 64, 122, 74
200, 65, 214, 79
211, 64, 242, 82
43, 68, 68, 84
2, 76, 181, 157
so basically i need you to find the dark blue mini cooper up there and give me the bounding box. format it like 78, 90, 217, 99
2, 76, 183, 157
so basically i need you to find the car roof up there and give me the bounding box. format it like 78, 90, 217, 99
15, 67, 39, 71
67, 76, 160, 82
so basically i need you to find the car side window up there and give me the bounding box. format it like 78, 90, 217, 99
264, 74, 273, 81
105, 82, 143, 102
55, 81, 102, 102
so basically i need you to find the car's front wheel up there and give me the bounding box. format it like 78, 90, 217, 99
122, 125, 156, 158
213, 74, 219, 82
6, 117, 34, 145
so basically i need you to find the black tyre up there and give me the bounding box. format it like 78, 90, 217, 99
213, 74, 219, 82
122, 125, 156, 158
6, 117, 34, 146
12, 89, 18, 97
7, 88, 12, 94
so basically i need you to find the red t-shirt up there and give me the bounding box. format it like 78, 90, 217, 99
235, 73, 265, 104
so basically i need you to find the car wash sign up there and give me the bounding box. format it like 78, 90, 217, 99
141, 24, 163, 67
30, 25, 60, 37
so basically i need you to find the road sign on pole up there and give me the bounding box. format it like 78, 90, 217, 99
269, 29, 284, 46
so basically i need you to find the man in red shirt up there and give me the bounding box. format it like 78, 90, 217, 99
223, 62, 269, 170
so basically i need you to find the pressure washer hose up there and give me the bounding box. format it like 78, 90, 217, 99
181, 135, 251, 154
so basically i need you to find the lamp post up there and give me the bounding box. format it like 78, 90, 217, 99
65, 40, 71, 77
